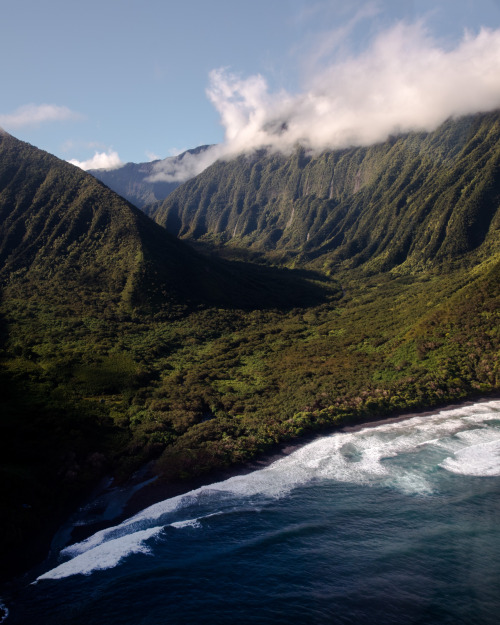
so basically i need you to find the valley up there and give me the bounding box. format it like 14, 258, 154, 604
0, 111, 498, 581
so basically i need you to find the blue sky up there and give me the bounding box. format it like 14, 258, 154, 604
1, 0, 500, 168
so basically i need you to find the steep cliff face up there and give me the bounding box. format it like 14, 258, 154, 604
151, 112, 500, 272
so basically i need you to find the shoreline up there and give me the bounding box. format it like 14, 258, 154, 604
119, 395, 499, 525
3, 394, 498, 592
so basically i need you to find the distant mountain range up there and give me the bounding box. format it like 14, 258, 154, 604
89, 145, 212, 208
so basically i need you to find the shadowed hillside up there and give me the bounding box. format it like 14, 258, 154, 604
0, 133, 229, 314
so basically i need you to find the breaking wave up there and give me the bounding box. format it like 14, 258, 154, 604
37, 400, 500, 581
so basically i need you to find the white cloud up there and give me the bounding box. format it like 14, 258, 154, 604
204, 24, 500, 159
68, 151, 123, 170
146, 146, 223, 183
146, 151, 161, 162
85, 21, 500, 185
150, 22, 500, 184
0, 104, 82, 128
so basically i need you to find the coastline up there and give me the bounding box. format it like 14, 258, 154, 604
3, 394, 498, 592
119, 395, 499, 526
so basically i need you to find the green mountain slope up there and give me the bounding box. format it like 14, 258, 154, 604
0, 133, 227, 313
151, 111, 500, 272
0, 132, 328, 313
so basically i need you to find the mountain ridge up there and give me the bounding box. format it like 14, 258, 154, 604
89, 145, 213, 209
0, 133, 263, 313
150, 111, 500, 274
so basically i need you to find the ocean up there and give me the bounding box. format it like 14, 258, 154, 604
3, 400, 500, 624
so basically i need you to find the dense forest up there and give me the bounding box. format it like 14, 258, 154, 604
0, 112, 498, 578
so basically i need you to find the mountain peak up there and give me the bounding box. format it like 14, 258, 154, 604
0, 133, 209, 312
89, 145, 215, 208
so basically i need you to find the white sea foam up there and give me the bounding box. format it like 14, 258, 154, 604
440, 439, 500, 476
60, 494, 187, 557
39, 400, 500, 580
170, 519, 202, 529
0, 599, 9, 624
37, 526, 163, 581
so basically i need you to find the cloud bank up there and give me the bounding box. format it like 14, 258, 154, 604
69, 150, 123, 170
152, 22, 500, 183
0, 104, 82, 128
209, 23, 500, 155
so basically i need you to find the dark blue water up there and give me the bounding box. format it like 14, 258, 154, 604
4, 401, 500, 624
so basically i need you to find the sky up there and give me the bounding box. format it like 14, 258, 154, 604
1, 0, 500, 177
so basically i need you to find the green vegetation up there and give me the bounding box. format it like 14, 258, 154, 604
153, 112, 500, 273
0, 114, 499, 579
